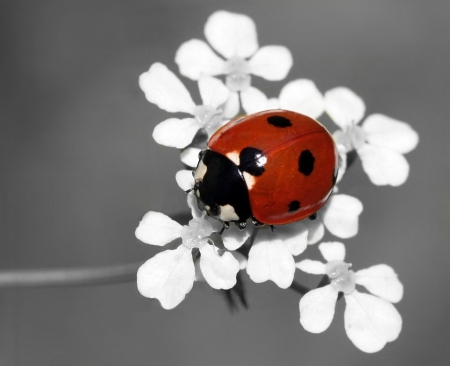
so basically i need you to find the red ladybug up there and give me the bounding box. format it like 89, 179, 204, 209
192, 110, 338, 229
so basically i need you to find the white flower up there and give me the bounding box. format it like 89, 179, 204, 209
325, 87, 419, 186
175, 10, 293, 117
135, 211, 240, 309
306, 194, 364, 244
297, 242, 403, 353
241, 79, 324, 119
139, 62, 230, 148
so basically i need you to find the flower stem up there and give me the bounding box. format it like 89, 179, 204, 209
0, 262, 142, 288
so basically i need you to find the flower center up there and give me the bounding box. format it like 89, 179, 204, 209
181, 213, 214, 250
193, 105, 223, 136
325, 260, 356, 294
333, 123, 366, 153
224, 57, 251, 92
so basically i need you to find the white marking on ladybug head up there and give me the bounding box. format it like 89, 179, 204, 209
194, 160, 207, 181
219, 204, 240, 222
243, 171, 256, 190
226, 151, 240, 166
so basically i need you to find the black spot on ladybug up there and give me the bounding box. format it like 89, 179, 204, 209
288, 200, 301, 212
267, 115, 292, 128
298, 150, 315, 176
239, 147, 266, 176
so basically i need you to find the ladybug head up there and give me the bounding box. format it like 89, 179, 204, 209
192, 149, 252, 230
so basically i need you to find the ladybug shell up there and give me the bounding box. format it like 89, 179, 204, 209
208, 110, 338, 225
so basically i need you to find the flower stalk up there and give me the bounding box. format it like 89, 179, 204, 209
0, 263, 141, 288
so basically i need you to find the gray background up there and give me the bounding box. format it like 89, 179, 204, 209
1, 0, 449, 365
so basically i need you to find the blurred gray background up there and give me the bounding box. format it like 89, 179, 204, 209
0, 0, 449, 365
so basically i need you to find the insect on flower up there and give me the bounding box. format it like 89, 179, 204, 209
189, 109, 339, 230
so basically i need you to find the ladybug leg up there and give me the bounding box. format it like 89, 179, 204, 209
185, 188, 193, 195
308, 213, 318, 221
218, 222, 230, 235
251, 216, 265, 228
269, 225, 276, 232
235, 220, 247, 231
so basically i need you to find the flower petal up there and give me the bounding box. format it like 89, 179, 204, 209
175, 170, 194, 192
321, 194, 363, 238
139, 62, 196, 114
325, 87, 366, 129
180, 147, 202, 168
222, 91, 240, 118
153, 118, 200, 149
355, 264, 404, 303
175, 39, 226, 80
344, 291, 402, 353
362, 114, 419, 154
199, 244, 239, 289
198, 75, 230, 109
279, 79, 325, 119
204, 10, 258, 59
222, 225, 250, 251
299, 285, 338, 333
246, 228, 295, 288
275, 221, 308, 256
318, 242, 346, 262
296, 259, 327, 275
248, 45, 293, 81
135, 211, 182, 246
358, 144, 410, 186
240, 86, 269, 114
305, 217, 325, 244
137, 245, 195, 309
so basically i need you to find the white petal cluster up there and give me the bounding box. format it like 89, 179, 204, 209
175, 10, 293, 117
297, 242, 403, 352
325, 87, 419, 186
136, 211, 239, 309
139, 63, 229, 148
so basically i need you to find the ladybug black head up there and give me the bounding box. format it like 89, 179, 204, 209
192, 149, 252, 229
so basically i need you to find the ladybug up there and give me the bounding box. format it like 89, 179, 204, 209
192, 110, 338, 230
